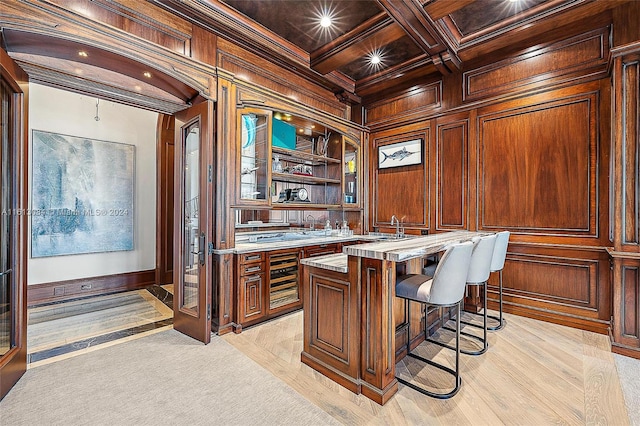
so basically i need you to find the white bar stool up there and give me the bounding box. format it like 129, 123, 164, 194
394, 240, 474, 399
433, 234, 496, 355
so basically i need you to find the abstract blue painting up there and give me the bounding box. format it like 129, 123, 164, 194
31, 130, 135, 257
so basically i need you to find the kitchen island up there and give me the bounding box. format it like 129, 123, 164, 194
300, 230, 483, 405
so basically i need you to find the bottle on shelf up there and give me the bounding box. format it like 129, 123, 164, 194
324, 220, 332, 236
272, 154, 283, 173
341, 220, 349, 236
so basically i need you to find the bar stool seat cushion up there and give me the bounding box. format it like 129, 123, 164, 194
396, 274, 433, 303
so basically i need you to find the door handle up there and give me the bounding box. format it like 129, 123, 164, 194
198, 233, 205, 266
0, 269, 12, 277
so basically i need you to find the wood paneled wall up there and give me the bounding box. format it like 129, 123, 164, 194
156, 114, 175, 286
367, 28, 613, 334
372, 126, 430, 228
477, 88, 598, 237
50, 0, 194, 55
217, 39, 348, 119
610, 38, 640, 357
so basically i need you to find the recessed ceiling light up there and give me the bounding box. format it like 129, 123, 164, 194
365, 49, 385, 71
78, 51, 88, 58
143, 71, 152, 78
320, 15, 332, 28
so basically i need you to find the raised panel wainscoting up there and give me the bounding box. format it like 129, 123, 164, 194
367, 29, 612, 336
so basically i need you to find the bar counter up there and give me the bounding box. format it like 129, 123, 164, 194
300, 230, 484, 405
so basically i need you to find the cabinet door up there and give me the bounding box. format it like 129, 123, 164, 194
239, 273, 265, 323
344, 137, 359, 206
239, 108, 271, 204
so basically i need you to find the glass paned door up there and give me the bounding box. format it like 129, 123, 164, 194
344, 138, 359, 206
239, 110, 270, 202
0, 79, 12, 356
182, 122, 200, 313
173, 101, 212, 344
0, 48, 27, 401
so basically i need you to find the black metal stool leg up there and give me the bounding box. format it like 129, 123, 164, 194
482, 281, 487, 351
397, 299, 462, 399
487, 270, 506, 331
437, 283, 489, 355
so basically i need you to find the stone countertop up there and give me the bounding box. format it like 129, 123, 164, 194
343, 230, 483, 261
300, 253, 348, 273
231, 234, 378, 254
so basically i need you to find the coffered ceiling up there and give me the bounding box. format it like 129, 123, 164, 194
0, 0, 628, 111
155, 0, 625, 102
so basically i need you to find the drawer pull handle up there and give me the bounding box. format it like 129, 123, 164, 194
245, 266, 261, 273
245, 255, 262, 261
245, 275, 262, 282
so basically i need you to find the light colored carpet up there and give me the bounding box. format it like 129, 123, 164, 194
615, 354, 640, 426
0, 329, 339, 426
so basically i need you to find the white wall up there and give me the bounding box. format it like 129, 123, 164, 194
28, 84, 158, 284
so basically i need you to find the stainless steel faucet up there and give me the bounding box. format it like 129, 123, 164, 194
391, 215, 400, 238
306, 214, 316, 231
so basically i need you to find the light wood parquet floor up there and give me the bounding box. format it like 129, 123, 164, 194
223, 310, 630, 425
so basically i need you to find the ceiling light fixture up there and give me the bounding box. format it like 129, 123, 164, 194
311, 4, 339, 38
143, 71, 152, 78
367, 49, 385, 67
78, 51, 88, 58
320, 15, 332, 28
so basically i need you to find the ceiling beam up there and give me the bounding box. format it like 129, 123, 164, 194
310, 13, 405, 75
423, 0, 476, 21
376, 0, 460, 74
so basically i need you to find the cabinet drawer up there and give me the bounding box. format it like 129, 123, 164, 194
241, 262, 265, 275
304, 244, 339, 258
239, 252, 265, 264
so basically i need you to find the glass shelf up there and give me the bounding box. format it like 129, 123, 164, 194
272, 146, 341, 164
272, 172, 340, 185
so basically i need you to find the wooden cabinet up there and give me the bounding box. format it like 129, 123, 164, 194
235, 248, 303, 330
235, 107, 360, 211
236, 251, 266, 327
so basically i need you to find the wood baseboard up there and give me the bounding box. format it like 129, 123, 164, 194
609, 330, 640, 359
497, 301, 610, 335
27, 269, 156, 306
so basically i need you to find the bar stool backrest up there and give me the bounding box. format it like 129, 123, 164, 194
467, 234, 497, 285
490, 231, 510, 273
428, 240, 475, 306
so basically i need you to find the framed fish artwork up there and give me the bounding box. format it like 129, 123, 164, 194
378, 138, 422, 169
